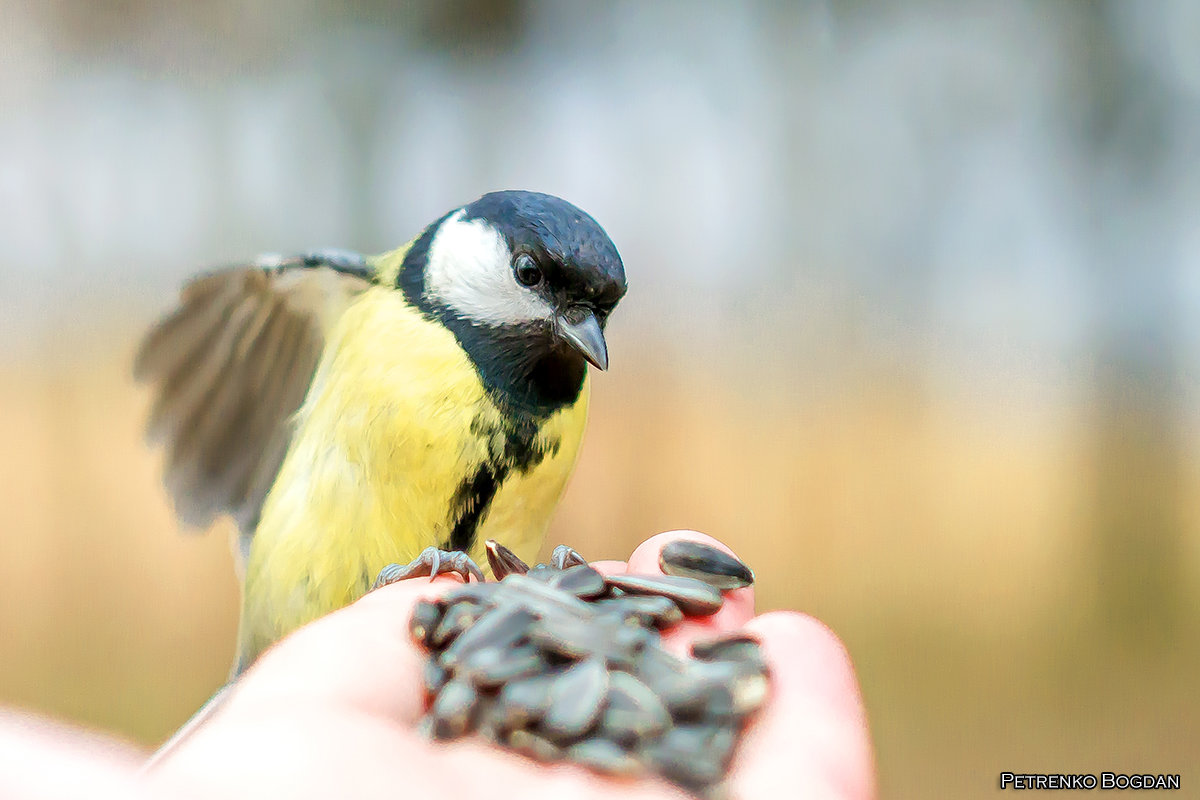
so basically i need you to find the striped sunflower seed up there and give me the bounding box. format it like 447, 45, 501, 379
642, 724, 731, 789
661, 661, 769, 722
440, 604, 536, 668
548, 564, 608, 599
659, 539, 755, 590
664, 679, 737, 723
528, 611, 633, 661
431, 602, 482, 647
567, 738, 644, 777
493, 574, 594, 618
485, 539, 530, 579
593, 594, 684, 628
603, 573, 724, 617
473, 704, 508, 744
497, 672, 557, 728
507, 728, 564, 762
631, 641, 688, 688
409, 600, 444, 647
540, 658, 608, 744
728, 669, 770, 717
411, 540, 768, 798
421, 658, 449, 696
524, 563, 558, 583
690, 633, 766, 668
430, 678, 478, 740
599, 671, 671, 744
459, 641, 545, 688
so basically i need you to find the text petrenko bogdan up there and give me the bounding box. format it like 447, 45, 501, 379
999, 773, 1181, 790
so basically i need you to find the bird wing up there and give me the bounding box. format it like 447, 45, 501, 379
134, 250, 376, 549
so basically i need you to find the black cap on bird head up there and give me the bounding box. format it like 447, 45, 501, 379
399, 190, 627, 414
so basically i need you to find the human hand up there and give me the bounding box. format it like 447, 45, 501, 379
141, 530, 876, 799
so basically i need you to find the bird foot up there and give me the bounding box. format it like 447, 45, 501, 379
374, 547, 484, 589
550, 544, 588, 570
484, 540, 590, 579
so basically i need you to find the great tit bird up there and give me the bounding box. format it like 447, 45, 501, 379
136, 190, 626, 672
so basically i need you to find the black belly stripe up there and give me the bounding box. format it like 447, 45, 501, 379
447, 463, 508, 553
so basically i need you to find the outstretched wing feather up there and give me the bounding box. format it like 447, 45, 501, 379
135, 257, 372, 539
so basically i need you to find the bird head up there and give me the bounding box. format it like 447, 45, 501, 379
399, 191, 627, 412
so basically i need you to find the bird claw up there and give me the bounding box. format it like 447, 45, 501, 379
550, 544, 588, 570
374, 547, 484, 589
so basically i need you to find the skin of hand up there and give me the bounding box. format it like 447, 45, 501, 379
0, 531, 876, 800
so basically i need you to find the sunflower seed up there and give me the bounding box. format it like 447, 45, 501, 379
657, 729, 739, 777
647, 657, 725, 716
602, 626, 657, 670
659, 540, 755, 590
660, 661, 769, 722
431, 602, 482, 647
629, 664, 693, 716
485, 539, 530, 579
497, 672, 557, 728
421, 658, 449, 696
665, 679, 737, 722
690, 633, 766, 668
703, 726, 739, 770
632, 643, 688, 691
494, 574, 594, 618
599, 671, 671, 744
430, 678, 478, 740
540, 658, 608, 743
642, 724, 730, 788
460, 642, 545, 688
528, 612, 624, 660
507, 728, 564, 762
525, 563, 558, 583
411, 542, 767, 798
603, 574, 724, 616
441, 604, 536, 667
649, 725, 739, 783
593, 594, 684, 628
474, 708, 506, 744
567, 738, 644, 777
548, 564, 608, 599
409, 600, 445, 647
729, 670, 770, 717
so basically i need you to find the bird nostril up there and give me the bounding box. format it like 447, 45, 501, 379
562, 305, 593, 325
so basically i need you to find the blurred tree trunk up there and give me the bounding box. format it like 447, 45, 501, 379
1077, 4, 1185, 646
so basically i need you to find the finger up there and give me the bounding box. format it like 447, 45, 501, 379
229, 576, 465, 724
731, 612, 876, 800
626, 530, 756, 649
588, 559, 628, 576
0, 712, 149, 800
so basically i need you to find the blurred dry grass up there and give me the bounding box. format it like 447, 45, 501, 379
1, 338, 1197, 798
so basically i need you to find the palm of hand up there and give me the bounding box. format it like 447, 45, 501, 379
147, 532, 876, 800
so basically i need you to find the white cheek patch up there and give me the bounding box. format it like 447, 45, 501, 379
424, 210, 554, 326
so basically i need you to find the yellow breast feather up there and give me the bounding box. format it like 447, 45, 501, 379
238, 285, 589, 664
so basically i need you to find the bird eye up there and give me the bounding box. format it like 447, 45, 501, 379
513, 254, 543, 287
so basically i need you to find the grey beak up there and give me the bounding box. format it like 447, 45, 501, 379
556, 308, 608, 370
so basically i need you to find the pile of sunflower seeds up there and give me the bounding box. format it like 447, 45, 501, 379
409, 540, 766, 799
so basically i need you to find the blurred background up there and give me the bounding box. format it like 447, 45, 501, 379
2, 0, 1198, 795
